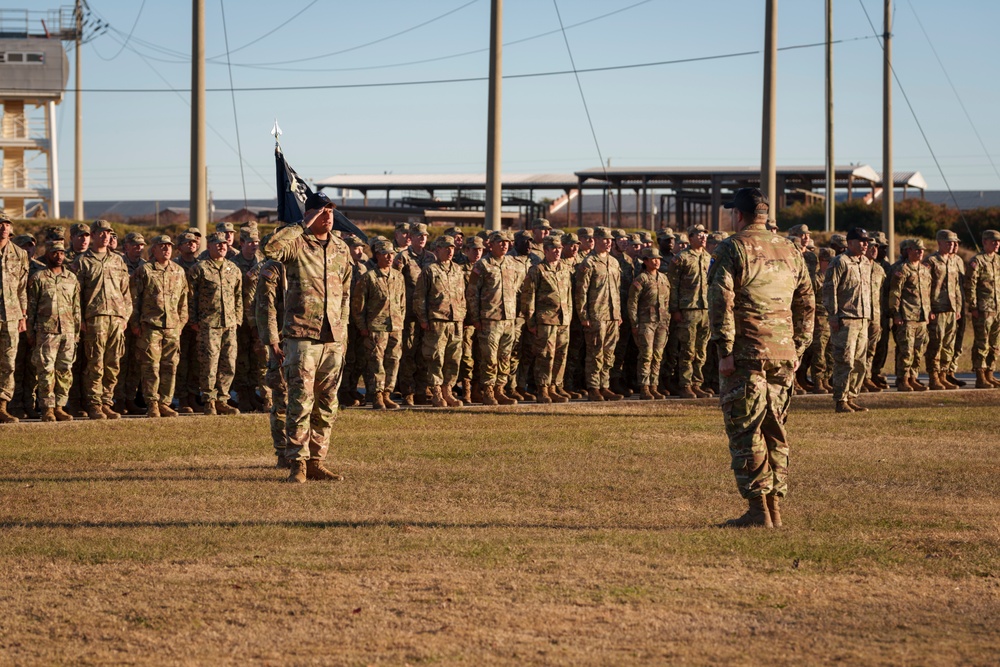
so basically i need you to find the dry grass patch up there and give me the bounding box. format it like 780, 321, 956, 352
1, 392, 999, 664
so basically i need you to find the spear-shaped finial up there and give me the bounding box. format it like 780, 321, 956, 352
271, 119, 282, 145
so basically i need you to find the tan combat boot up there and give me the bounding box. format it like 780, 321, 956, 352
86, 404, 106, 420
649, 385, 666, 400
53, 406, 73, 422
306, 459, 343, 481
146, 402, 161, 418
765, 494, 782, 528
442, 386, 463, 407
372, 391, 387, 411
102, 404, 121, 420
549, 386, 568, 404
471, 384, 483, 404
382, 391, 400, 410
989, 370, 1000, 388
0, 400, 19, 424
402, 393, 415, 406
724, 496, 773, 528
215, 399, 240, 415
975, 369, 991, 389
811, 380, 829, 395
692, 385, 712, 398
928, 371, 945, 391
676, 385, 697, 399
863, 377, 882, 393
177, 395, 194, 414
286, 459, 307, 484
908, 374, 928, 392
536, 385, 552, 404
430, 386, 447, 408
939, 372, 958, 390
848, 400, 869, 413
836, 400, 855, 413
481, 385, 499, 406
40, 407, 56, 422
600, 387, 623, 401
587, 388, 605, 402
159, 403, 178, 417
506, 386, 525, 401
495, 387, 518, 406
638, 385, 654, 400
461, 380, 472, 403
895, 377, 913, 392
203, 400, 217, 415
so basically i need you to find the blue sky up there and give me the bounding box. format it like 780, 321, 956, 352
9, 0, 1000, 201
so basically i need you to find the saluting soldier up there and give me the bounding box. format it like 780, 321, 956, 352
188, 232, 243, 416
129, 235, 188, 418
352, 241, 405, 410
70, 220, 132, 420
888, 239, 932, 392
522, 236, 572, 403
414, 235, 467, 407
26, 239, 80, 422
965, 229, 1000, 388
627, 247, 671, 400
575, 227, 623, 402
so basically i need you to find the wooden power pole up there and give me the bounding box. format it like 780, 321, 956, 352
190, 0, 207, 241
760, 0, 778, 214
484, 0, 502, 231
882, 0, 895, 262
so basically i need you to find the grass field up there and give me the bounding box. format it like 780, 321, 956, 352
1, 390, 999, 665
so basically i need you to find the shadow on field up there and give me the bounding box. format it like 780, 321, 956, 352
0, 518, 680, 531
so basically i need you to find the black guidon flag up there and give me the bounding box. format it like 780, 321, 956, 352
275, 144, 368, 243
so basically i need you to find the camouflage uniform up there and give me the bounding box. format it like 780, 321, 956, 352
342, 255, 370, 401
232, 248, 267, 408
131, 259, 188, 408
667, 246, 712, 391
0, 240, 28, 405
965, 246, 1000, 373
173, 253, 201, 407
115, 251, 147, 407
466, 247, 523, 389
522, 255, 573, 389
823, 252, 875, 404
808, 256, 831, 385
263, 224, 352, 463
627, 265, 671, 388
459, 259, 481, 391
255, 259, 289, 457
188, 256, 243, 403
506, 254, 530, 395
888, 258, 931, 382
865, 262, 886, 380
563, 250, 588, 393
395, 243, 436, 397
574, 249, 622, 390
872, 256, 897, 381
414, 254, 466, 390
708, 219, 814, 501
70, 247, 132, 408
352, 264, 405, 395
27, 266, 80, 408
924, 248, 964, 375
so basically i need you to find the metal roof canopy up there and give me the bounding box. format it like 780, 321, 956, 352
314, 173, 585, 192
573, 165, 882, 188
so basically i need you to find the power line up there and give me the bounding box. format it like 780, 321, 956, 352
207, 0, 320, 61
219, 0, 248, 210
91, 0, 148, 61
906, 0, 1000, 188
550, 0, 615, 216
68, 35, 878, 93
856, 0, 979, 250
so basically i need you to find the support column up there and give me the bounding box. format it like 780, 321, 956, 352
46, 101, 60, 219
710, 177, 722, 232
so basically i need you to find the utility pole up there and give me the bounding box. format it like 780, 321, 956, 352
190, 0, 207, 241
73, 0, 83, 221
825, 0, 835, 233
882, 0, 894, 262
484, 0, 502, 231
760, 0, 778, 215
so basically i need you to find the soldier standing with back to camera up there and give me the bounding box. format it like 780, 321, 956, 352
263, 191, 352, 483
0, 213, 28, 424
709, 188, 814, 528
130, 235, 188, 418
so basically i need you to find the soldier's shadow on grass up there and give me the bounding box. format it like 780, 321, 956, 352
0, 518, 681, 531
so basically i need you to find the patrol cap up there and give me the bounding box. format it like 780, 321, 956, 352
0, 212, 10, 224
514, 229, 530, 242
561, 232, 579, 245
846, 227, 871, 242
898, 238, 922, 252
936, 229, 960, 243
818, 247, 836, 260
109, 229, 118, 239
724, 187, 769, 214
542, 236, 562, 248
46, 239, 66, 252
185, 227, 202, 238
488, 230, 513, 244
177, 231, 199, 244
611, 228, 626, 239
215, 222, 235, 234
530, 217, 552, 230
628, 233, 642, 245
13, 234, 35, 248
149, 234, 173, 246
640, 247, 662, 260
394, 222, 410, 232
639, 232, 653, 244
372, 241, 393, 255
872, 231, 889, 246
789, 237, 803, 249
707, 232, 726, 243
982, 229, 1000, 242
464, 237, 486, 250
675, 232, 689, 244
124, 232, 146, 245
592, 226, 614, 240
240, 226, 261, 242
409, 222, 429, 236
576, 227, 594, 239
368, 234, 389, 245
788, 223, 810, 236
443, 225, 464, 237
43, 226, 65, 241
657, 227, 675, 240
475, 230, 490, 241
344, 235, 366, 249
207, 232, 228, 244
434, 235, 456, 248
829, 233, 847, 249
304, 191, 334, 210
91, 219, 113, 233
687, 224, 707, 236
